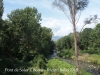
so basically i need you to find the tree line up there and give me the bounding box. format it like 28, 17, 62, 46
0, 0, 55, 75
56, 23, 100, 57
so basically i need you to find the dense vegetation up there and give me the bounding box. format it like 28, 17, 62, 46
44, 58, 90, 75
55, 24, 100, 58
0, 0, 55, 75
0, 0, 100, 75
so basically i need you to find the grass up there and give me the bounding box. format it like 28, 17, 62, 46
43, 58, 90, 75
87, 54, 100, 65
47, 58, 73, 68
73, 53, 100, 65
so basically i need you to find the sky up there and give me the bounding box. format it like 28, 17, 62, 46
3, 0, 100, 37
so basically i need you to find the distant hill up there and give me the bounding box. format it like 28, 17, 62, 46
52, 36, 61, 41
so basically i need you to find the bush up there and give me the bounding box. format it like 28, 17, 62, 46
31, 54, 47, 69
81, 48, 100, 54
57, 49, 73, 59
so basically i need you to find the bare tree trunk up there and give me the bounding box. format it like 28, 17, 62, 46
52, 0, 89, 75
73, 22, 80, 75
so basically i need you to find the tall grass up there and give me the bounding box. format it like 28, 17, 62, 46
43, 58, 90, 75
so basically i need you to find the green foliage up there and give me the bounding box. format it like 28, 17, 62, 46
1, 6, 54, 58
40, 27, 54, 56
0, 6, 55, 75
56, 23, 100, 58
0, 0, 3, 19
89, 23, 100, 49
80, 28, 92, 50
32, 54, 47, 69
45, 58, 90, 75
56, 35, 72, 51
80, 69, 91, 75
55, 32, 80, 58
46, 58, 75, 75
78, 53, 100, 65
6, 7, 42, 57
47, 58, 73, 68
0, 56, 32, 75
57, 49, 73, 59
81, 49, 100, 54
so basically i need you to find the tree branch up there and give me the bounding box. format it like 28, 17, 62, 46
80, 23, 86, 33
62, 10, 73, 24
76, 11, 82, 25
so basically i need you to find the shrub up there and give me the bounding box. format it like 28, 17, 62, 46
57, 49, 73, 59
81, 48, 100, 54
31, 54, 47, 69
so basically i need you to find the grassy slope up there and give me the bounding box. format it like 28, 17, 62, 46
43, 58, 90, 75
74, 53, 100, 65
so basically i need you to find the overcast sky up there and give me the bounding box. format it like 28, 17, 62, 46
3, 0, 100, 37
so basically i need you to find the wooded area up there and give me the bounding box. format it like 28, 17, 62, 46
56, 25, 100, 56
0, 0, 55, 75
0, 0, 100, 75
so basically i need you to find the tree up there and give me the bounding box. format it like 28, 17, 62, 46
52, 0, 89, 74
56, 35, 71, 51
80, 28, 92, 50
5, 7, 42, 61
0, 6, 55, 75
6, 6, 54, 60
40, 27, 54, 56
0, 0, 3, 46
89, 24, 100, 49
0, 0, 3, 19
0, 0, 3, 53
80, 15, 99, 33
